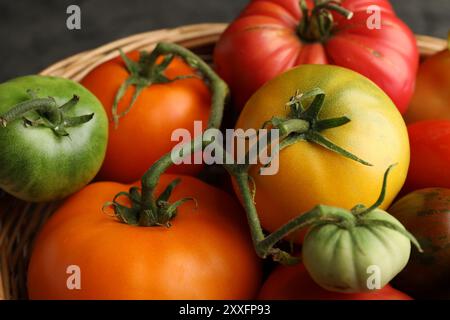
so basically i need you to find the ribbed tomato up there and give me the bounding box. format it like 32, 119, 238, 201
214, 0, 418, 113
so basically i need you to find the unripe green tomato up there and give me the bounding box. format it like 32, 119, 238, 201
303, 209, 411, 293
0, 75, 108, 202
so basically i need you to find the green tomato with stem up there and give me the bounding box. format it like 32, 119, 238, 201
300, 166, 422, 293
0, 75, 108, 202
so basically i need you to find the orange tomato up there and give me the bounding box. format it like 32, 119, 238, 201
81, 52, 210, 183
405, 47, 450, 123
258, 264, 412, 300
28, 175, 262, 299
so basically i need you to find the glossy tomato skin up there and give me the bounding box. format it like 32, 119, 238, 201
405, 49, 450, 123
28, 175, 262, 300
259, 264, 412, 300
235, 65, 409, 243
0, 76, 108, 202
403, 120, 450, 194
81, 52, 210, 183
214, 0, 418, 113
389, 188, 450, 299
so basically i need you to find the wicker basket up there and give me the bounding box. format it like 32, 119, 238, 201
0, 23, 447, 300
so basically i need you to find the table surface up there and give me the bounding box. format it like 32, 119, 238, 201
0, 0, 449, 81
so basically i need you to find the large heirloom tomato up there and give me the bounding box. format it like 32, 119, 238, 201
28, 175, 261, 299
81, 51, 210, 183
0, 76, 108, 202
259, 264, 412, 300
214, 0, 418, 113
235, 64, 409, 243
390, 188, 450, 299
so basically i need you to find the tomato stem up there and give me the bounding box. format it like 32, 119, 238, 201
297, 0, 353, 43
352, 164, 397, 217
0, 92, 93, 137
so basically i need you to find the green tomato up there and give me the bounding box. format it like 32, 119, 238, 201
303, 208, 412, 293
0, 75, 108, 202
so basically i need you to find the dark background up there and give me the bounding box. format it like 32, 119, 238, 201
0, 0, 449, 82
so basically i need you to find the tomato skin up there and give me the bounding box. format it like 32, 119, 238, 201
81, 52, 210, 183
403, 120, 450, 194
405, 49, 450, 123
259, 264, 412, 300
214, 0, 418, 113
27, 175, 262, 300
235, 65, 409, 243
389, 188, 450, 299
0, 76, 108, 202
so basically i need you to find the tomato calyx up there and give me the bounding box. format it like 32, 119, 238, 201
297, 0, 353, 43
104, 178, 197, 227
264, 88, 372, 166
0, 89, 94, 137
112, 42, 229, 129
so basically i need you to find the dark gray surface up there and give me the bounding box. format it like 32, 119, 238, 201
0, 0, 449, 81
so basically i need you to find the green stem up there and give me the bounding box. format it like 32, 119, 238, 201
297, 0, 353, 43
0, 97, 58, 127
259, 205, 347, 252
133, 43, 229, 218
151, 43, 228, 129
140, 135, 209, 215
278, 119, 310, 137
115, 43, 228, 130
232, 172, 266, 253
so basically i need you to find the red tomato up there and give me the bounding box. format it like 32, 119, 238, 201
28, 175, 262, 300
403, 120, 450, 194
258, 264, 412, 300
214, 0, 418, 113
81, 51, 210, 183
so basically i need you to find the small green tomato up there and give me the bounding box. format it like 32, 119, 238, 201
301, 165, 422, 293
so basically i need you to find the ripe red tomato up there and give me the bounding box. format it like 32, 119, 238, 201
28, 175, 262, 299
81, 51, 210, 183
258, 264, 412, 300
403, 120, 450, 194
214, 0, 418, 113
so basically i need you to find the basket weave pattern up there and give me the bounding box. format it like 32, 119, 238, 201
0, 23, 447, 300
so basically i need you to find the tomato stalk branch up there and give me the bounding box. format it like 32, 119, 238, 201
106, 43, 229, 226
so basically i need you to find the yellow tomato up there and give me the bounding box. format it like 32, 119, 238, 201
235, 65, 410, 243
